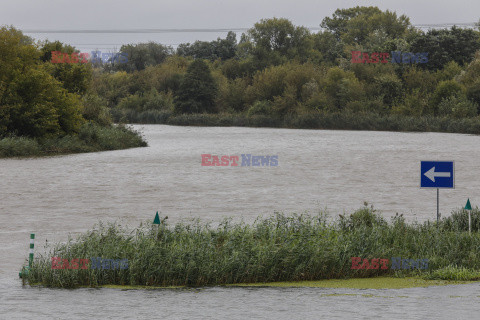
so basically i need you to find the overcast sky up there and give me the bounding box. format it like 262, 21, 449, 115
1, 0, 478, 51
2, 0, 478, 29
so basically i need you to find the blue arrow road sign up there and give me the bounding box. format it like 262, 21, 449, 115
420, 161, 454, 188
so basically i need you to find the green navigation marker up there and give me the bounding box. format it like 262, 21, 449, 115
19, 233, 35, 279
465, 199, 472, 234
153, 212, 161, 225
465, 199, 472, 210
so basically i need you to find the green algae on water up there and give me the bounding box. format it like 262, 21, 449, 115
230, 277, 476, 289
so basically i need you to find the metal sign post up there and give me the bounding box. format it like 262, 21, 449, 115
437, 188, 440, 222
420, 161, 455, 223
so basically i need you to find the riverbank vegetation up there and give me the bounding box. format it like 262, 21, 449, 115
4, 7, 480, 143
24, 205, 480, 288
0, 27, 147, 158
109, 110, 480, 133
0, 123, 146, 158
83, 7, 480, 133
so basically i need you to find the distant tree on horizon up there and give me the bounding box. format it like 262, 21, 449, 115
177, 31, 237, 61
116, 42, 174, 72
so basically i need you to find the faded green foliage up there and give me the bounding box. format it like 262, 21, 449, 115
86, 9, 480, 127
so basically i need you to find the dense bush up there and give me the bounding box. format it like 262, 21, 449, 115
0, 137, 41, 157
81, 94, 112, 126
430, 80, 466, 114
0, 123, 147, 158
438, 96, 478, 118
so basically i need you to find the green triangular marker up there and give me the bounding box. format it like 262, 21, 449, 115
153, 211, 161, 225
465, 199, 472, 210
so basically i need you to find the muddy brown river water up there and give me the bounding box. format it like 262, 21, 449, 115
1, 125, 480, 319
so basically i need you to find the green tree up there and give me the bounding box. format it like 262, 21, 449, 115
436, 61, 463, 81
0, 27, 84, 138
245, 62, 320, 107
81, 94, 112, 126
321, 67, 364, 110
458, 52, 480, 109
116, 42, 173, 72
465, 80, 480, 113
243, 18, 312, 68
321, 6, 412, 46
410, 26, 480, 71
174, 60, 218, 114
401, 66, 437, 95
438, 96, 478, 118
373, 73, 402, 106
89, 71, 132, 108
126, 56, 188, 96
430, 80, 466, 115
177, 32, 237, 61
39, 41, 93, 95
312, 31, 344, 64
216, 78, 249, 112
391, 89, 428, 116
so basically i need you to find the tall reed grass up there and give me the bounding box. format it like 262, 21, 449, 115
25, 205, 480, 288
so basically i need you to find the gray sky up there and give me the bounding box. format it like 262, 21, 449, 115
1, 0, 478, 51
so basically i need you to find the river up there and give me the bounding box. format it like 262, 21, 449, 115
1, 125, 479, 319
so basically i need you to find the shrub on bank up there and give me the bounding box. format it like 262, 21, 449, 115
0, 123, 147, 158
0, 137, 41, 157
24, 206, 480, 288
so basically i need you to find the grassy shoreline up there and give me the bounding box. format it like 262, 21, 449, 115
22, 206, 480, 289
0, 123, 147, 158
112, 109, 480, 134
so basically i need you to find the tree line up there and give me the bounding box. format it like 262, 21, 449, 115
93, 7, 480, 122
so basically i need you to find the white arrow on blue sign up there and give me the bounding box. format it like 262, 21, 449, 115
420, 161, 455, 188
